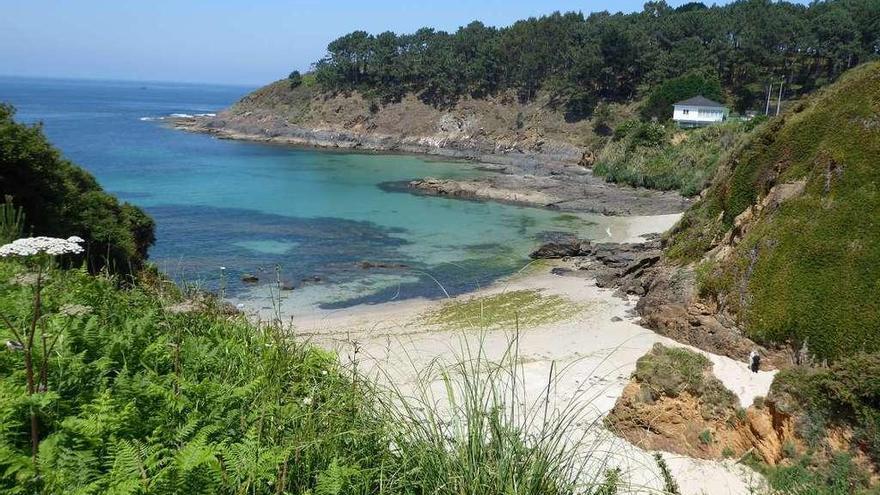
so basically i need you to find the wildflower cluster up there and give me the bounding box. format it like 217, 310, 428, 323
0, 236, 84, 257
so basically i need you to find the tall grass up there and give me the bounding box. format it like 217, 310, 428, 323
370, 330, 618, 494
0, 257, 674, 494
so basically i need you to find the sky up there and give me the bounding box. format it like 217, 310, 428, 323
0, 0, 787, 86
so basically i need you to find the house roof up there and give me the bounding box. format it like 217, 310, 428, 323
673, 95, 726, 108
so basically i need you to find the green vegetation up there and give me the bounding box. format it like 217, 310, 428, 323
0, 255, 628, 494
698, 429, 713, 445
640, 72, 723, 122
0, 196, 25, 244
633, 344, 738, 419
312, 1, 879, 113
653, 453, 680, 495
593, 121, 748, 196
420, 290, 582, 331
770, 353, 880, 466
0, 105, 155, 276
744, 452, 880, 495
665, 61, 880, 360
287, 70, 302, 88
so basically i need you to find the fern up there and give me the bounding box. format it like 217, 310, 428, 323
314, 459, 361, 495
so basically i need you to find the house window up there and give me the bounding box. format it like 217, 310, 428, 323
682, 109, 689, 115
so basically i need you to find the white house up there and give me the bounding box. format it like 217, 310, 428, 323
672, 95, 729, 127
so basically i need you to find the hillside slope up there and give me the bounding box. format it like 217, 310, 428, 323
644, 62, 880, 362
175, 79, 617, 167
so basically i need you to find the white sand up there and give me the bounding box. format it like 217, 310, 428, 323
236, 213, 772, 495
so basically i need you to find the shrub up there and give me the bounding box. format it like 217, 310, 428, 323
592, 102, 613, 136
750, 453, 875, 495
0, 104, 155, 276
783, 440, 798, 459
594, 121, 747, 197
698, 429, 713, 445
770, 353, 880, 465
629, 122, 667, 148
288, 70, 302, 88
0, 195, 25, 244
612, 120, 639, 141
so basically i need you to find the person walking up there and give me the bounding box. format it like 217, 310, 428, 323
749, 350, 761, 373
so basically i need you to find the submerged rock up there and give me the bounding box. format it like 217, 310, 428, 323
359, 260, 409, 269
241, 274, 259, 283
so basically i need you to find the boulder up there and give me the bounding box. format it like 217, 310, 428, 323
529, 240, 592, 259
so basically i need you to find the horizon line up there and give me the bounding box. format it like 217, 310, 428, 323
0, 73, 264, 89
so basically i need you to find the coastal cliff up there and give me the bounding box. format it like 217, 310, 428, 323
172, 79, 605, 168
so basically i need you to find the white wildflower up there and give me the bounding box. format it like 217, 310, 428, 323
302, 397, 313, 406
0, 236, 84, 258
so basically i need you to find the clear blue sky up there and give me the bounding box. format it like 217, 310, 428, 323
0, 0, 784, 86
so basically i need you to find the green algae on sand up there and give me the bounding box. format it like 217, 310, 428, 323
420, 289, 583, 330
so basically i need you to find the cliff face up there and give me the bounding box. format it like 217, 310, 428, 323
627, 62, 880, 363
175, 80, 619, 168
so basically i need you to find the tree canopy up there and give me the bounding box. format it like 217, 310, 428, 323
640, 72, 723, 121
310, 0, 879, 116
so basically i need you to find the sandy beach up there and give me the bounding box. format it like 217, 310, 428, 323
232, 212, 775, 495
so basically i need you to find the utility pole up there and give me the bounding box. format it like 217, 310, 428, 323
776, 80, 784, 116
765, 82, 773, 116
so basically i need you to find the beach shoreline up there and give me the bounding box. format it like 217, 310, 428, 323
231, 213, 772, 495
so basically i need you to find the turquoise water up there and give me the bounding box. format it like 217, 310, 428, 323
2, 76, 625, 309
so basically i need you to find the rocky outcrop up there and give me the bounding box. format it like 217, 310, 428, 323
535, 236, 787, 367
378, 171, 690, 215
169, 86, 589, 169
634, 266, 790, 367
407, 177, 557, 207
606, 344, 799, 465
607, 380, 799, 464
529, 239, 594, 259
607, 346, 880, 483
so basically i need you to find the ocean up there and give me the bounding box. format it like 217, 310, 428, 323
1, 76, 629, 310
